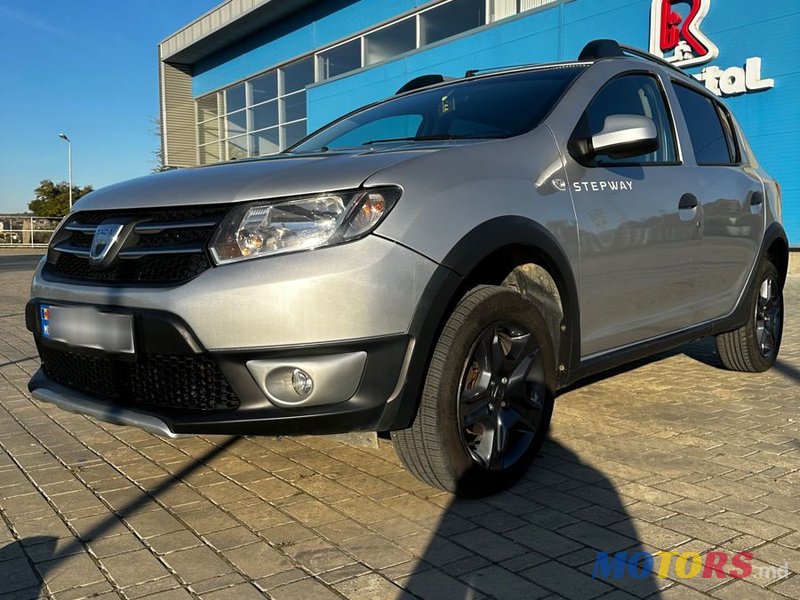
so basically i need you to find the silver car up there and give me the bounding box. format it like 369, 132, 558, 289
28, 40, 786, 496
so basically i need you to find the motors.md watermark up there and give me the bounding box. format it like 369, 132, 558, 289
593, 550, 791, 582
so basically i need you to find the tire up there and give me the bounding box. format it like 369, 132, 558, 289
391, 285, 556, 497
715, 259, 783, 372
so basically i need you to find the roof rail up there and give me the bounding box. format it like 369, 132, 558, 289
578, 39, 624, 61
578, 39, 694, 81
395, 74, 453, 94
465, 63, 543, 77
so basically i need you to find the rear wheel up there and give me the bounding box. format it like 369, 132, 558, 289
715, 260, 783, 372
391, 285, 555, 497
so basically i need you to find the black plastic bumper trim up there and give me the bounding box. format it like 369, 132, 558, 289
29, 370, 185, 438
27, 298, 203, 357
28, 328, 412, 436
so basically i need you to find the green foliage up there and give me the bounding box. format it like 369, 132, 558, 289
27, 179, 93, 217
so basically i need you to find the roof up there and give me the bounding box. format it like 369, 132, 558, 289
160, 0, 318, 64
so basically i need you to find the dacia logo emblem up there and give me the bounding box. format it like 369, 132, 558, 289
90, 223, 125, 264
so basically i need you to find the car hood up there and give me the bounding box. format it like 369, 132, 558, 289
73, 149, 440, 211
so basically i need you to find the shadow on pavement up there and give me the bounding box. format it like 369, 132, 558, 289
773, 359, 800, 384
0, 436, 240, 596
403, 439, 663, 599
0, 356, 38, 369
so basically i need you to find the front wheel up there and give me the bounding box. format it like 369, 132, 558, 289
391, 285, 555, 497
715, 260, 783, 372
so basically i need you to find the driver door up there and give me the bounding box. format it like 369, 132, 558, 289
567, 73, 702, 357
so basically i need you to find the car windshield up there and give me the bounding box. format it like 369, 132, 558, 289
288, 66, 585, 153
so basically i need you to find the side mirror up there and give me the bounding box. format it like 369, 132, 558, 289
590, 115, 658, 159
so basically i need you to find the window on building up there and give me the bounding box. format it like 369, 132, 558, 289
365, 17, 416, 66
199, 141, 222, 165
225, 83, 246, 113
251, 100, 279, 131
197, 56, 315, 162
281, 58, 314, 95
195, 0, 550, 164
317, 38, 362, 80
490, 0, 559, 22
282, 91, 307, 123
672, 83, 738, 165
226, 135, 249, 160
225, 109, 247, 138
197, 94, 220, 122
520, 0, 555, 12
277, 58, 312, 150
490, 0, 516, 21
282, 120, 308, 148
420, 0, 486, 46
198, 119, 221, 146
251, 71, 277, 104
251, 128, 280, 156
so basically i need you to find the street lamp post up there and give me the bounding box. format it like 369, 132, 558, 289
59, 133, 73, 211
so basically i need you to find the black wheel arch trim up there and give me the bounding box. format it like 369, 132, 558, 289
376, 216, 580, 430
439, 216, 581, 379
762, 221, 789, 286
727, 221, 788, 328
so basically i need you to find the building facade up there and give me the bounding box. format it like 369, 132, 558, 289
159, 0, 799, 244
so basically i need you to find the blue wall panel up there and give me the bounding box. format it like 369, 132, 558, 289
196, 0, 800, 244
306, 8, 563, 129
193, 0, 428, 95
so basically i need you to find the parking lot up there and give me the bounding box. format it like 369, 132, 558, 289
0, 254, 797, 600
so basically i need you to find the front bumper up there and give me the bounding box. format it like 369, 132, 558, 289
29, 372, 185, 438
26, 233, 451, 436
31, 235, 436, 350
27, 310, 412, 436
27, 231, 467, 436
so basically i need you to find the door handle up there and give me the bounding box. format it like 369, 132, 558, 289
750, 191, 764, 206
678, 193, 698, 210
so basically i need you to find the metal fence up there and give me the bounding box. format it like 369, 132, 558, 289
0, 216, 63, 248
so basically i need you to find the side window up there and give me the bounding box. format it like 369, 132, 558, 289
672, 83, 738, 165
715, 103, 740, 163
575, 74, 677, 166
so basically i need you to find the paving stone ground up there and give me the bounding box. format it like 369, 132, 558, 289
0, 259, 797, 600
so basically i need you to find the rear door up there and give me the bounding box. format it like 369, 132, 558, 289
565, 72, 702, 357
669, 83, 765, 323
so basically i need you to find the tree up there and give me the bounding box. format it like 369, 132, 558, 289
150, 115, 172, 173
28, 180, 93, 217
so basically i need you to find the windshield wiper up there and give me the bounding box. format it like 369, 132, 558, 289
362, 134, 491, 144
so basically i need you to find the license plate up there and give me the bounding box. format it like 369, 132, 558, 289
40, 304, 135, 354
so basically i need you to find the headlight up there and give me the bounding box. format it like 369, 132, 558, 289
209, 187, 401, 264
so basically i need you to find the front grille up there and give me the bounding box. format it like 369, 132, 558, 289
38, 345, 240, 412
43, 206, 228, 285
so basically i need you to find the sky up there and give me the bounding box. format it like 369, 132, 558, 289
0, 1, 221, 213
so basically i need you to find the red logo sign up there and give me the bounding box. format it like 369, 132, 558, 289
649, 0, 718, 67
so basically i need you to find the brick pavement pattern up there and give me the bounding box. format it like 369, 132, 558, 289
0, 263, 797, 600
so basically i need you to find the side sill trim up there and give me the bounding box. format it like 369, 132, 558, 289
29, 370, 185, 439
563, 320, 715, 389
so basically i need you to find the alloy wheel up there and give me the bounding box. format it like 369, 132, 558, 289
457, 321, 546, 470
755, 275, 782, 358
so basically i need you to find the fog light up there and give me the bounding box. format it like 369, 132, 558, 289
291, 369, 313, 397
